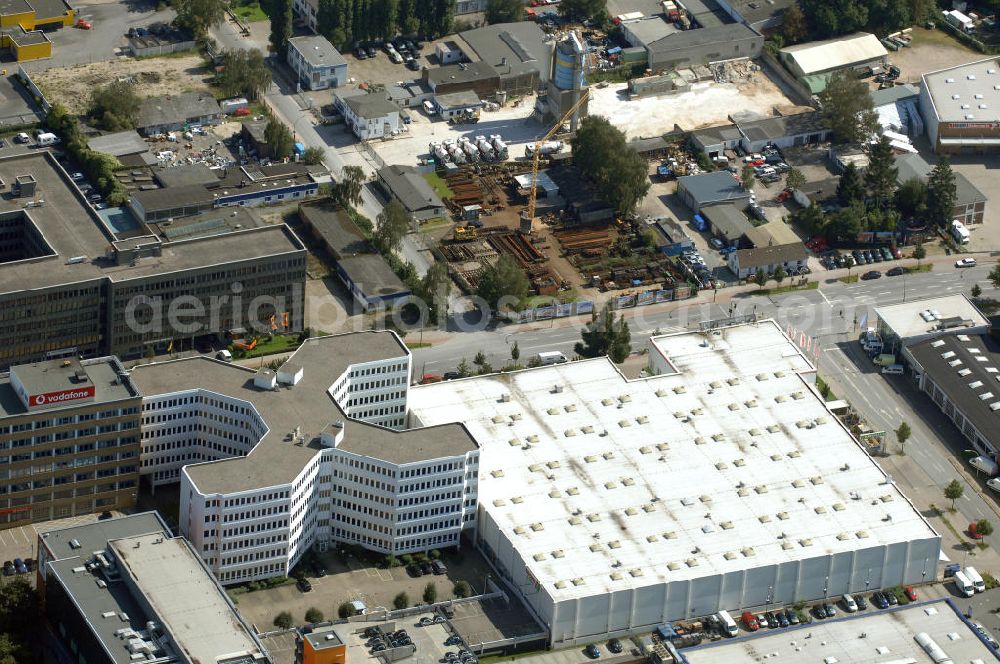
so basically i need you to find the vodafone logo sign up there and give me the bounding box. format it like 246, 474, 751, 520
29, 386, 96, 407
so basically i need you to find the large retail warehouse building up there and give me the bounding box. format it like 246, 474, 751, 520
408, 321, 940, 646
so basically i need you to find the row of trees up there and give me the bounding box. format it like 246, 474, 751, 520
315, 0, 453, 50
781, 0, 935, 44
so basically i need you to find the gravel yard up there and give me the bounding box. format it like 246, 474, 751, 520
888, 27, 979, 84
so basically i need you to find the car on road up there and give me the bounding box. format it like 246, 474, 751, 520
861, 270, 882, 280
584, 644, 600, 659
296, 577, 312, 592
607, 638, 623, 653
886, 266, 904, 276
904, 587, 917, 602
956, 258, 977, 268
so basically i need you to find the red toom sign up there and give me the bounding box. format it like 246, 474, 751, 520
29, 386, 95, 407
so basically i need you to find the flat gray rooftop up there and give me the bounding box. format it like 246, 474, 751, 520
111, 532, 266, 663
923, 57, 1000, 124
0, 152, 305, 295
685, 599, 997, 663
130, 332, 476, 494
40, 512, 167, 561
0, 356, 140, 417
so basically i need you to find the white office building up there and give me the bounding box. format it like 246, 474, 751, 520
408, 321, 940, 646
130, 332, 479, 585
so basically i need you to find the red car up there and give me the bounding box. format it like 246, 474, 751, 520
750, 159, 766, 166
970, 522, 984, 540
75, 18, 92, 29
776, 189, 792, 203
904, 587, 917, 601
741, 611, 759, 631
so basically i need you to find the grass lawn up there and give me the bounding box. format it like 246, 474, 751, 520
839, 274, 859, 284
904, 263, 933, 274
755, 281, 819, 296
231, 334, 300, 359
423, 171, 454, 200
910, 25, 976, 50
233, 2, 269, 21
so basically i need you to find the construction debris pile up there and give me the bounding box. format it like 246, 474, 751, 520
710, 59, 759, 84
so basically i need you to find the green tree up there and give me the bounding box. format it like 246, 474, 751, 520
558, 0, 604, 19
476, 254, 530, 313
331, 165, 365, 209
926, 156, 957, 229
305, 607, 325, 623
976, 519, 994, 537
264, 119, 294, 160
944, 479, 964, 510
422, 259, 451, 321
267, 0, 293, 56
89, 80, 141, 131
793, 203, 826, 235
574, 305, 631, 363
827, 202, 863, 240
423, 582, 438, 604
914, 242, 927, 264
453, 580, 472, 598
337, 602, 355, 619
485, 0, 522, 23
755, 267, 767, 289
773, 264, 786, 286
274, 611, 294, 628
895, 421, 911, 454
782, 2, 807, 42
473, 350, 487, 367
174, 0, 228, 36
456, 358, 472, 377
375, 199, 410, 253
894, 177, 928, 221
972, 283, 982, 299
303, 146, 325, 165
785, 168, 806, 191
740, 163, 756, 191
0, 633, 29, 664
217, 49, 272, 100
394, 592, 410, 609
570, 116, 650, 216
818, 71, 878, 144
864, 136, 897, 210
836, 162, 865, 206
510, 340, 520, 362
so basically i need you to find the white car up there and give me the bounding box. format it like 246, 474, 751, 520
955, 258, 977, 268
987, 477, 1000, 493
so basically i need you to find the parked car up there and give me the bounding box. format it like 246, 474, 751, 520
419, 560, 433, 574
785, 609, 800, 625
407, 57, 421, 71
775, 611, 789, 627
811, 605, 826, 620
886, 591, 898, 606
873, 592, 889, 609
2, 561, 12, 576
956, 258, 977, 268
970, 521, 985, 539
408, 564, 423, 577
431, 559, 447, 575
355, 46, 367, 59
584, 644, 600, 659
887, 266, 904, 276
823, 603, 836, 618
13, 559, 26, 574
757, 613, 770, 628
607, 638, 622, 653
710, 238, 724, 250
861, 270, 882, 280
741, 611, 759, 631
880, 247, 893, 261
855, 594, 868, 611
296, 577, 312, 592
904, 587, 917, 602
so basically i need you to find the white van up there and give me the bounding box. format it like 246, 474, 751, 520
882, 364, 904, 375
36, 132, 60, 146
215, 350, 233, 362
841, 593, 858, 612
970, 455, 999, 476
951, 219, 971, 244
964, 566, 986, 593
954, 570, 975, 597
537, 351, 568, 366
717, 610, 738, 637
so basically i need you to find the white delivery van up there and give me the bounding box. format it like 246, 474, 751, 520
882, 364, 904, 375
965, 566, 986, 593
954, 570, 975, 597
215, 350, 233, 362
36, 132, 60, 146
951, 219, 971, 244
717, 610, 738, 637
537, 351, 568, 365
970, 455, 999, 476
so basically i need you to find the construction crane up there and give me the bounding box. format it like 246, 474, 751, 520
520, 89, 590, 233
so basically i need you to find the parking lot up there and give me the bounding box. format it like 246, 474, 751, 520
232, 545, 514, 633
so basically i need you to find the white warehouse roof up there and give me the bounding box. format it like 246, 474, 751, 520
408, 321, 936, 603
780, 32, 887, 75
922, 57, 1000, 123
875, 294, 989, 342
